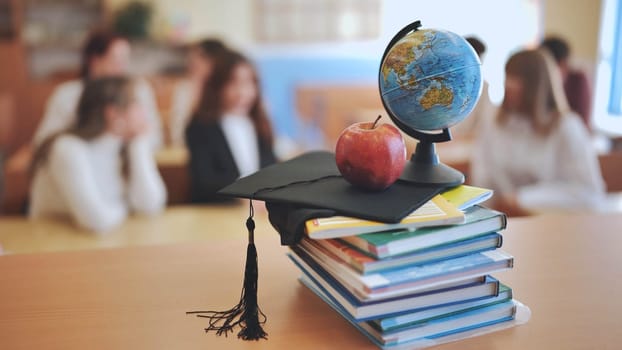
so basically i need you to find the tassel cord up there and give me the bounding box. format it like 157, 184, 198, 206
187, 175, 341, 340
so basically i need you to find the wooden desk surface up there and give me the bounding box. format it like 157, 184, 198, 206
0, 203, 263, 254
1, 212, 622, 349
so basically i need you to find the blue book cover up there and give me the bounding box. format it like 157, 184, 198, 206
375, 283, 513, 332
295, 244, 513, 299
364, 300, 517, 346
288, 251, 500, 321
300, 275, 518, 349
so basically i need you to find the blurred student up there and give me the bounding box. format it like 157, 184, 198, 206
29, 76, 166, 233
0, 151, 4, 211
34, 29, 163, 149
471, 49, 605, 215
0, 97, 8, 209
452, 36, 494, 140
169, 38, 227, 146
186, 49, 277, 203
540, 36, 592, 131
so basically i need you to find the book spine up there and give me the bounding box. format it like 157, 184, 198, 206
342, 236, 383, 259
312, 239, 375, 273
499, 212, 508, 230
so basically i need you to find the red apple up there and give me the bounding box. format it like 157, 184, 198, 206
335, 116, 407, 191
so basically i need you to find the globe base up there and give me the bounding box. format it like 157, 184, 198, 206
399, 139, 464, 187
400, 161, 464, 187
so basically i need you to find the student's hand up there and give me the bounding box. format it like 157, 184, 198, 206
123, 103, 149, 141
107, 102, 149, 141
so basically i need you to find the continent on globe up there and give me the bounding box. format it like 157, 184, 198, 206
379, 28, 482, 131
420, 79, 454, 110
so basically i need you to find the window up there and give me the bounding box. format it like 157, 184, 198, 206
594, 0, 622, 133
609, 2, 622, 114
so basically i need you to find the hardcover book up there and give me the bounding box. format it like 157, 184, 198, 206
361, 300, 517, 346
301, 275, 530, 350
293, 245, 513, 300
288, 251, 501, 321
372, 283, 513, 332
307, 233, 503, 274
341, 205, 507, 259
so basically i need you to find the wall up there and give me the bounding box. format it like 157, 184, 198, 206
543, 0, 602, 64
107, 0, 254, 47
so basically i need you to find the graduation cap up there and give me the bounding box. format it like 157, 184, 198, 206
186, 150, 449, 340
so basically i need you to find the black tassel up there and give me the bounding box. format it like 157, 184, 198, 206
187, 176, 340, 340
187, 200, 268, 340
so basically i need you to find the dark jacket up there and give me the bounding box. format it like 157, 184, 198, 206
185, 119, 277, 203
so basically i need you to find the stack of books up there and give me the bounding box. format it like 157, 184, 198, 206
286, 185, 530, 349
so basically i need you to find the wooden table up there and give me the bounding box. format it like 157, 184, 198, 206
0, 203, 263, 254
1, 212, 622, 349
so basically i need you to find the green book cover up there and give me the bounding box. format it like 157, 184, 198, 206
341, 205, 507, 259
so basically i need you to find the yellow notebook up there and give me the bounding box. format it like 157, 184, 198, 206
305, 195, 465, 240
441, 185, 493, 211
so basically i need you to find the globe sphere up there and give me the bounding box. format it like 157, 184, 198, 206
379, 28, 483, 131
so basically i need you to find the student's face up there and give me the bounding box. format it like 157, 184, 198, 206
188, 48, 213, 80
106, 100, 147, 140
503, 74, 524, 111
91, 39, 131, 78
222, 63, 258, 116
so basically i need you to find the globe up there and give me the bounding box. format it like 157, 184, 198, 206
379, 26, 483, 132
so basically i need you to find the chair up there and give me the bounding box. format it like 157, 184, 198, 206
599, 152, 622, 193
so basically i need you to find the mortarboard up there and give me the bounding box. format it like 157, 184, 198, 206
186, 150, 449, 340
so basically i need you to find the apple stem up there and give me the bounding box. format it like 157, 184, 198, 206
372, 115, 382, 129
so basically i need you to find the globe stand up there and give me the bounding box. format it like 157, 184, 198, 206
379, 19, 468, 188
401, 129, 464, 187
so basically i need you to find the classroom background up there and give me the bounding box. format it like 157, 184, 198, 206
1, 0, 621, 218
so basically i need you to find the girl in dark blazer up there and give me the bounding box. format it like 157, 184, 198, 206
185, 49, 276, 203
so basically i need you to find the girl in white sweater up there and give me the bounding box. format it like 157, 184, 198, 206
29, 76, 167, 233
471, 49, 605, 215
34, 30, 163, 150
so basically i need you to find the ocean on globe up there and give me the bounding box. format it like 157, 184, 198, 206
380, 28, 483, 131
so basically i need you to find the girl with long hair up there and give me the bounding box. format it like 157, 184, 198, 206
33, 29, 162, 149
471, 49, 605, 215
29, 76, 166, 232
185, 49, 276, 203
169, 38, 227, 146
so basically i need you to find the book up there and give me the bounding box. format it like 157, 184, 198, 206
288, 251, 501, 321
309, 232, 503, 274
294, 244, 513, 300
305, 194, 465, 239
342, 205, 507, 259
372, 283, 513, 332
300, 275, 529, 350
361, 300, 517, 346
441, 185, 493, 211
